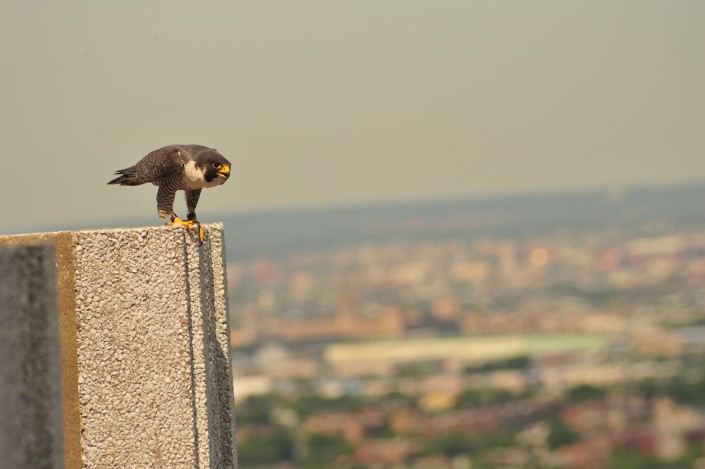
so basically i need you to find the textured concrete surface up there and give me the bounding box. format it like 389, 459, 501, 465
0, 244, 64, 469
0, 224, 237, 468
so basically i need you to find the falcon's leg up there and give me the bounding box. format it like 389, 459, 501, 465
156, 184, 177, 220
166, 214, 204, 245
184, 189, 204, 243
185, 189, 202, 215
161, 188, 204, 244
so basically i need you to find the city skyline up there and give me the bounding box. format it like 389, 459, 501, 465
226, 179, 705, 467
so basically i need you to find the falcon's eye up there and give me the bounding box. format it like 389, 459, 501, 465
212, 162, 221, 169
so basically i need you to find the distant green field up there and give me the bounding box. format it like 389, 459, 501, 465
325, 334, 608, 365
522, 334, 608, 354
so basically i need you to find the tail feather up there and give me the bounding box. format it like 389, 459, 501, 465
107, 166, 144, 186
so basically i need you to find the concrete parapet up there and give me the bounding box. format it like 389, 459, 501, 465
0, 243, 64, 469
0, 224, 237, 468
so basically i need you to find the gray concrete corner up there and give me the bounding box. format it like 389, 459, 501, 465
0, 243, 64, 469
0, 224, 237, 469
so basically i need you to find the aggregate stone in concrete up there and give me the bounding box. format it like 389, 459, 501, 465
0, 244, 64, 469
0, 223, 237, 468
72, 224, 236, 468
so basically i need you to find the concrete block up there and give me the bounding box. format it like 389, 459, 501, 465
0, 243, 64, 469
0, 224, 237, 468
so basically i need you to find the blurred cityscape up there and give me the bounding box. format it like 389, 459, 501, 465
225, 184, 705, 469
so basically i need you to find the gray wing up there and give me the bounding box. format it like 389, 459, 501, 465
134, 146, 186, 183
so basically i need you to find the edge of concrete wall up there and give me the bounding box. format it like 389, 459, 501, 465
0, 243, 64, 469
0, 224, 237, 468
0, 232, 81, 468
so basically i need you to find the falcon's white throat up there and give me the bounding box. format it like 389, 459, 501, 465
183, 160, 224, 189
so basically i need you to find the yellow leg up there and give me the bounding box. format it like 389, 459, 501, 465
166, 216, 205, 244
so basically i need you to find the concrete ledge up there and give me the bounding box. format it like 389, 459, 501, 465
0, 224, 237, 468
0, 243, 64, 469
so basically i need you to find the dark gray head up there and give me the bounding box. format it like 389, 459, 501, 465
194, 148, 231, 183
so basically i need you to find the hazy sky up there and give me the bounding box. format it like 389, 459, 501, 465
1, 1, 704, 234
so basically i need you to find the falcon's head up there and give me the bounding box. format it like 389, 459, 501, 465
196, 149, 231, 185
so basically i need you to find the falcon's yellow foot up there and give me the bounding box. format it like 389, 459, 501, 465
166, 216, 205, 244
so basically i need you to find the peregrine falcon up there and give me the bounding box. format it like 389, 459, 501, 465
108, 144, 231, 243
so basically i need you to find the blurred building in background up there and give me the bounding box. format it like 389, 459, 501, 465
227, 187, 705, 469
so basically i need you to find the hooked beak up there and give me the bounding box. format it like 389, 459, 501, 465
217, 165, 230, 179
